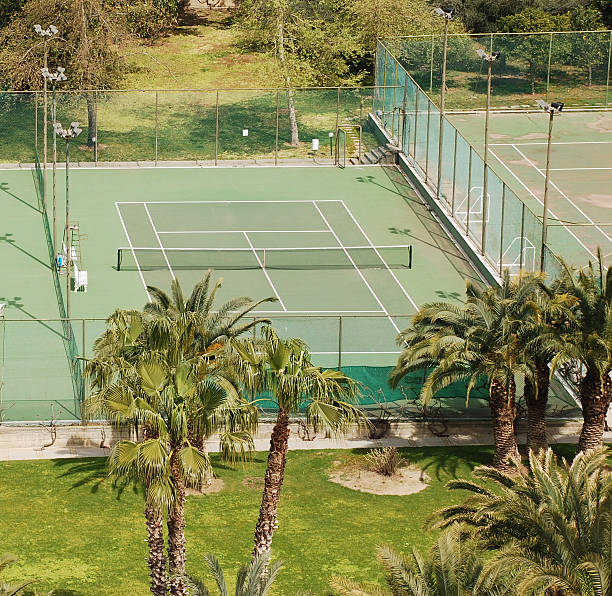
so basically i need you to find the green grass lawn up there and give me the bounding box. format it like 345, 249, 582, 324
0, 444, 581, 595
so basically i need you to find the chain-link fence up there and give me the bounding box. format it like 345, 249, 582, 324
375, 39, 565, 280
382, 30, 612, 111
0, 87, 398, 164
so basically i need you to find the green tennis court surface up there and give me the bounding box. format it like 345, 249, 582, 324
448, 110, 612, 267
1, 164, 485, 421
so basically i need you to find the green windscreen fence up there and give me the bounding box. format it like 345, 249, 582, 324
374, 39, 566, 280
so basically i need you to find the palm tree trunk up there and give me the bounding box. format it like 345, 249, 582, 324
577, 369, 612, 453
145, 497, 168, 596
167, 450, 187, 596
253, 407, 290, 561
489, 377, 520, 472
525, 363, 549, 455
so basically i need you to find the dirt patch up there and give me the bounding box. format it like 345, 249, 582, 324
242, 476, 265, 489
577, 194, 612, 209
329, 462, 429, 496
586, 115, 612, 133
186, 477, 224, 495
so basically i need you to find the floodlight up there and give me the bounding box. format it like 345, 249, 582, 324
0, 303, 5, 316
536, 100, 564, 114
476, 49, 487, 59
434, 6, 454, 18
34, 24, 42, 34
41, 66, 66, 83
55, 121, 82, 139
34, 24, 58, 37
476, 49, 500, 62
329, 132, 334, 137
551, 101, 564, 112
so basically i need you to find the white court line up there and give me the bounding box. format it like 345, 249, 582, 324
312, 351, 401, 355
157, 230, 332, 234
251, 310, 385, 314
143, 203, 176, 281
115, 202, 151, 302
491, 141, 612, 146
538, 167, 612, 171
511, 144, 612, 249
243, 232, 287, 311
339, 201, 418, 311
312, 201, 401, 335
487, 148, 595, 259
117, 199, 344, 205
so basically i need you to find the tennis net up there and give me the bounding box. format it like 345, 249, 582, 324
117, 245, 413, 271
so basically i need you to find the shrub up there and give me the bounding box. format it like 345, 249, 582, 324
364, 446, 404, 476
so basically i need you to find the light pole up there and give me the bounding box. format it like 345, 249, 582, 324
34, 24, 58, 212
476, 48, 500, 255
41, 66, 66, 258
536, 99, 564, 272
55, 121, 82, 338
434, 6, 454, 201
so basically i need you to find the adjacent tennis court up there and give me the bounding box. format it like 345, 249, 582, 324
448, 110, 612, 267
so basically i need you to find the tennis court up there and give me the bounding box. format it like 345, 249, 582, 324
448, 110, 612, 267
0, 164, 485, 421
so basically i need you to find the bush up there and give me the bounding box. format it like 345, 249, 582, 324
364, 446, 404, 476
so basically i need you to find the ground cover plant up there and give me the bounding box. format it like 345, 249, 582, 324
0, 445, 507, 595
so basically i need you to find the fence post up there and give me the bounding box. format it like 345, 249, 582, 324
81, 319, 86, 400
499, 183, 506, 275
466, 147, 472, 233
338, 316, 342, 370
155, 90, 159, 165
391, 63, 398, 138
215, 90, 219, 166
34, 92, 38, 155
451, 128, 458, 213
606, 31, 612, 106
429, 34, 434, 94
402, 78, 408, 153
275, 89, 280, 166
546, 33, 553, 102
382, 49, 388, 118
424, 100, 431, 182
519, 203, 526, 272
336, 87, 340, 135
413, 91, 419, 162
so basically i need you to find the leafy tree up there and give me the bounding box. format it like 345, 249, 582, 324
390, 275, 533, 472
433, 448, 612, 596
229, 326, 363, 562
0, 0, 127, 146
497, 8, 571, 94
551, 252, 612, 452
235, 0, 360, 145
0, 0, 25, 29
569, 8, 609, 87
108, 0, 187, 39
178, 553, 283, 596
330, 524, 510, 596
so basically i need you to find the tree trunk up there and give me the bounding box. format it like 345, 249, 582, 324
525, 362, 549, 455
85, 93, 97, 148
253, 408, 290, 561
145, 497, 168, 596
167, 449, 187, 596
489, 377, 520, 472
588, 63, 592, 88
577, 369, 612, 453
277, 15, 299, 146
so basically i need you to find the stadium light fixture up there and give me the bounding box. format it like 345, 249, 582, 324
34, 24, 59, 219
475, 47, 500, 255
434, 6, 454, 203
0, 303, 5, 317
42, 67, 67, 257
55, 121, 82, 335
329, 131, 334, 157
537, 99, 563, 271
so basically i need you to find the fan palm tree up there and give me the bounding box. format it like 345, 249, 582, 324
0, 554, 34, 596
330, 524, 511, 596
390, 274, 533, 472
176, 553, 283, 596
229, 326, 364, 562
508, 273, 576, 455
551, 252, 612, 452
432, 448, 612, 596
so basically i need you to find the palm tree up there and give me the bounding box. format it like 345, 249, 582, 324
0, 554, 34, 596
390, 274, 532, 472
552, 252, 612, 452
229, 326, 364, 562
509, 273, 576, 455
330, 524, 511, 596
176, 553, 283, 596
432, 448, 612, 596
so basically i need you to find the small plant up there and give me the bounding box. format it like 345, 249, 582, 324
364, 446, 404, 476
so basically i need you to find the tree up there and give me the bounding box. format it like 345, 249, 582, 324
0, 0, 127, 147
235, 0, 360, 146
433, 448, 612, 596
498, 9, 571, 94
0, 554, 35, 595
330, 524, 510, 596
178, 553, 284, 596
229, 326, 363, 562
511, 274, 576, 455
569, 9, 608, 87
0, 1, 25, 29
391, 275, 533, 472
551, 253, 612, 452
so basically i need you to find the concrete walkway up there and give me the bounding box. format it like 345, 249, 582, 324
2, 421, 608, 461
